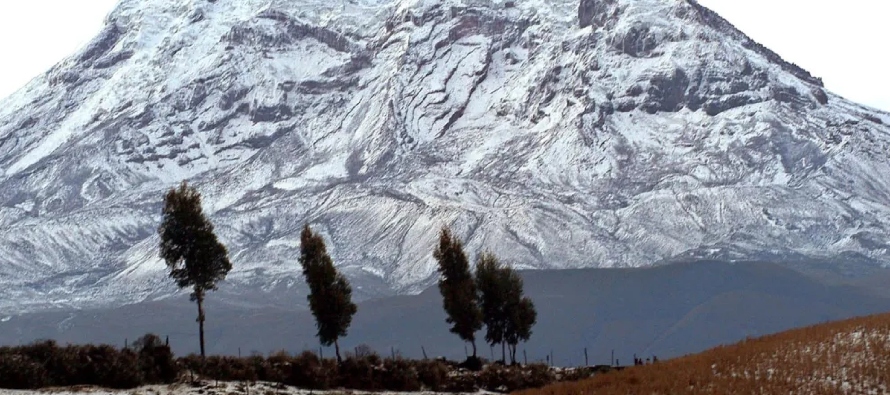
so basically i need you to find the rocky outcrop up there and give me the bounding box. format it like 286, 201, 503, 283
579, 0, 618, 29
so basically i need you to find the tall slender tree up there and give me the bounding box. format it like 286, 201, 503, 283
504, 280, 536, 364
158, 181, 232, 358
299, 225, 357, 364
475, 252, 509, 362
433, 226, 482, 358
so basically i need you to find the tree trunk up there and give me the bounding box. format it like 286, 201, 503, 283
471, 339, 477, 358
334, 339, 342, 364
501, 341, 506, 363
196, 293, 206, 359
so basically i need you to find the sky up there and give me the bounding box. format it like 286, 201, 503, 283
0, 1, 887, 111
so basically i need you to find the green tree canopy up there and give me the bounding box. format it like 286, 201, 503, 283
476, 252, 535, 364
299, 225, 357, 363
475, 251, 510, 361
434, 226, 482, 358
158, 181, 231, 358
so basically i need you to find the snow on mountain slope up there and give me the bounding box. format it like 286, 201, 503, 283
0, 0, 889, 313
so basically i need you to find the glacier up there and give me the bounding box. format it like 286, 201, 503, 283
0, 0, 889, 314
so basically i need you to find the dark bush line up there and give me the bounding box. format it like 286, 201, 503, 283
0, 335, 176, 389
0, 337, 598, 392
182, 351, 574, 393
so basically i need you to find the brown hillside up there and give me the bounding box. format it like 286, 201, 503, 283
516, 312, 890, 394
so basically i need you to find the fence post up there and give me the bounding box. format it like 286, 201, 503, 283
611, 349, 614, 366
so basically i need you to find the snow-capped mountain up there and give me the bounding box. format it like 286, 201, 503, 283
0, 0, 888, 314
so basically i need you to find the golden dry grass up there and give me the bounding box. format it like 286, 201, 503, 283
516, 312, 890, 395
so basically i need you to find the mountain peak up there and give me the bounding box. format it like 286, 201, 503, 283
0, 0, 888, 314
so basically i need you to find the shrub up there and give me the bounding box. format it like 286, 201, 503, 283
480, 363, 555, 392
337, 354, 381, 390
104, 348, 145, 388
458, 355, 485, 371
76, 345, 144, 388
445, 373, 479, 393
267, 350, 297, 383
0, 353, 49, 389
135, 334, 179, 383
380, 358, 421, 391
0, 337, 176, 390
205, 356, 258, 381
288, 351, 335, 390
177, 354, 204, 379
416, 359, 450, 391
523, 363, 557, 389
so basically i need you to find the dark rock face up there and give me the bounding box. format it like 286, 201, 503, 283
579, 0, 617, 29
228, 10, 363, 54
641, 68, 689, 113
94, 50, 134, 69
251, 104, 294, 123
79, 24, 123, 64
703, 94, 763, 116
219, 87, 250, 111
811, 88, 829, 105
613, 23, 662, 57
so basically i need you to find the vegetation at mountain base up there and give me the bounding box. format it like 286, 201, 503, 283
0, 334, 176, 389
155, 185, 538, 370
434, 227, 484, 360
476, 251, 537, 364
298, 225, 358, 364
158, 182, 233, 358
432, 227, 538, 368
516, 312, 890, 395
0, 336, 600, 392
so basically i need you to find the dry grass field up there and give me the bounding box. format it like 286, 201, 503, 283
516, 312, 890, 394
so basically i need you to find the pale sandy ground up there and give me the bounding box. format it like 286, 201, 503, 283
0, 381, 491, 395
